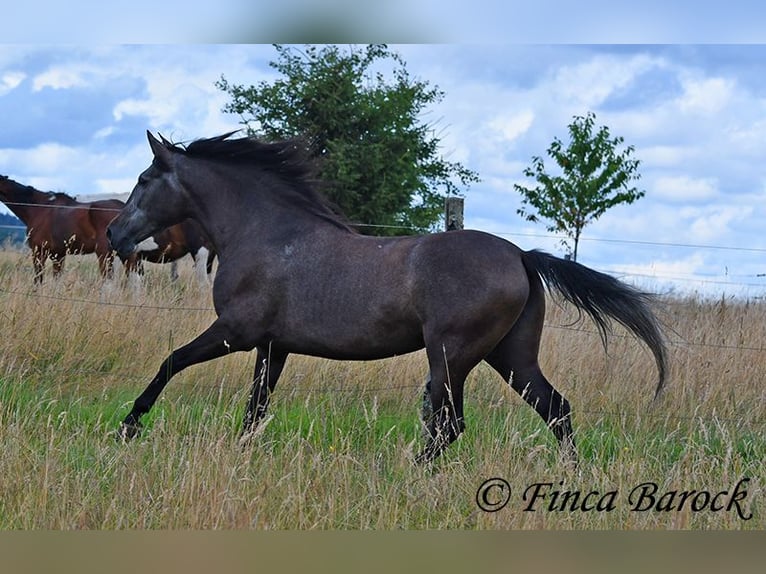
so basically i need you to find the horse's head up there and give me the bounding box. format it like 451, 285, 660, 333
107, 131, 190, 258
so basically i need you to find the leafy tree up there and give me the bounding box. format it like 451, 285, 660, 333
514, 111, 644, 261
216, 44, 478, 234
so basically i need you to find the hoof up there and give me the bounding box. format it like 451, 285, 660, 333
116, 418, 142, 442
414, 443, 440, 465
238, 430, 255, 449
238, 414, 272, 449
414, 450, 433, 465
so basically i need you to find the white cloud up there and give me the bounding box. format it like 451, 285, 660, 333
652, 175, 718, 202
609, 252, 707, 279
727, 117, 766, 156
551, 53, 660, 108
638, 145, 695, 167
486, 110, 535, 143
676, 76, 735, 115
92, 127, 114, 141
0, 71, 25, 95
111, 61, 243, 139
0, 142, 79, 173
91, 179, 136, 198
684, 205, 753, 243
33, 66, 89, 91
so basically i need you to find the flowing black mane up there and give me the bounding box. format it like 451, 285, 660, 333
163, 132, 352, 231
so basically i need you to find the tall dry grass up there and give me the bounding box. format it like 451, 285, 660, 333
0, 247, 763, 529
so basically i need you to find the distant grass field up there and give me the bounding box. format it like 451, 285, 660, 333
0, 247, 763, 528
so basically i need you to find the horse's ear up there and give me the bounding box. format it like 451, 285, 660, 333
147, 130, 173, 170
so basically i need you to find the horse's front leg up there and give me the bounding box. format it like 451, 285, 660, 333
118, 317, 247, 440
241, 346, 288, 440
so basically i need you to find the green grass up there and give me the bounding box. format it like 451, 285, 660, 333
0, 367, 762, 529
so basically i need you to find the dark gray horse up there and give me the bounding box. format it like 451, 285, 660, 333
107, 131, 668, 463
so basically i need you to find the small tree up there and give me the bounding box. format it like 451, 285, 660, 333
514, 111, 644, 261
216, 44, 478, 234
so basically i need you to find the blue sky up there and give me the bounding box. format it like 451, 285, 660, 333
2, 43, 766, 297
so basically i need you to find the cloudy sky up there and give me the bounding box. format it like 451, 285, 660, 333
2, 43, 766, 297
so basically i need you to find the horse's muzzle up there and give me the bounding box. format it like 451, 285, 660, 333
106, 224, 135, 258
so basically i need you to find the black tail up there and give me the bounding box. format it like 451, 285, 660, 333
521, 249, 668, 399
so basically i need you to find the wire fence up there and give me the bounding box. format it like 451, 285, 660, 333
7, 343, 765, 434
0, 200, 122, 213
2, 208, 765, 374
9, 360, 765, 429
0, 281, 763, 355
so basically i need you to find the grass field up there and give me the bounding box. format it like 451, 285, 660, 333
0, 247, 763, 529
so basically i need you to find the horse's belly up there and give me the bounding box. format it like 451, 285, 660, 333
277, 310, 424, 360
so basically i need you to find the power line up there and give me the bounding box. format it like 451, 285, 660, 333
493, 230, 766, 254
595, 268, 766, 290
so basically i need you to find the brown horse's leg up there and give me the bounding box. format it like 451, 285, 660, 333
118, 317, 249, 440
32, 252, 45, 285
121, 253, 141, 277
97, 250, 115, 279
241, 345, 288, 436
51, 255, 64, 279
484, 278, 577, 462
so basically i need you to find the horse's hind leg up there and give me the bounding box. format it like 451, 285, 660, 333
499, 356, 576, 460
421, 373, 433, 439
51, 255, 64, 279
484, 284, 577, 461
241, 345, 288, 439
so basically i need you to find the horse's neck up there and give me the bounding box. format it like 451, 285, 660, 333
47, 191, 77, 204
0, 184, 41, 223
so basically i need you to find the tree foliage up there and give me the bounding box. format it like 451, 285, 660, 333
514, 111, 645, 261
216, 44, 478, 234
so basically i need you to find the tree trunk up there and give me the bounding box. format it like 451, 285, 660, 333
572, 226, 581, 262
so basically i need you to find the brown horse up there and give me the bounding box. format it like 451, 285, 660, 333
0, 175, 127, 283
108, 132, 668, 464
133, 219, 216, 283
1, 175, 215, 284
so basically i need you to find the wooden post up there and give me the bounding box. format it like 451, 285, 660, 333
444, 197, 464, 231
